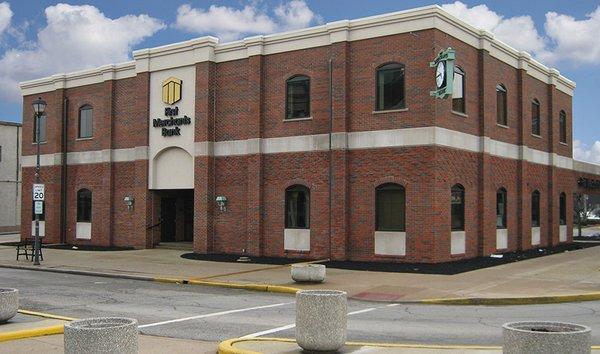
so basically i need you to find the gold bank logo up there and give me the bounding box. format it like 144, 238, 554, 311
162, 77, 182, 105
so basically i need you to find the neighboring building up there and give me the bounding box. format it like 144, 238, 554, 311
0, 121, 21, 233
18, 6, 600, 263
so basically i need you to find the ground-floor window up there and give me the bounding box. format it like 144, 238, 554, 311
496, 188, 507, 229
77, 188, 92, 222
531, 190, 540, 227
285, 185, 309, 229
376, 183, 406, 231
559, 192, 567, 225
451, 184, 465, 231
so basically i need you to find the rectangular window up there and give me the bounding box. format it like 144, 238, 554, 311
496, 85, 507, 126
376, 64, 405, 111
451, 187, 465, 231
79, 107, 93, 138
33, 114, 47, 143
531, 192, 541, 227
496, 190, 507, 229
376, 186, 406, 231
531, 101, 540, 135
452, 69, 465, 113
559, 193, 567, 225
285, 188, 309, 229
286, 77, 310, 119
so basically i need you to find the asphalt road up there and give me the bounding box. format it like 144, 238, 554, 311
2, 268, 600, 345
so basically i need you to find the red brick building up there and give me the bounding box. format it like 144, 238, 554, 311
19, 6, 600, 263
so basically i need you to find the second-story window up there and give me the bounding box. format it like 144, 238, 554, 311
285, 75, 310, 119
496, 84, 507, 126
559, 110, 567, 144
33, 113, 47, 143
376, 63, 405, 111
531, 99, 541, 136
452, 67, 465, 113
78, 105, 93, 138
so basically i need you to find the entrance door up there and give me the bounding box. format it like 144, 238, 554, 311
160, 197, 177, 242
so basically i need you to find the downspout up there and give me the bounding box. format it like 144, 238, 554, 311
60, 97, 68, 244
328, 58, 333, 257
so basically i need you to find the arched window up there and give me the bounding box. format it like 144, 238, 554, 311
531, 190, 541, 227
559, 192, 567, 225
376, 63, 405, 111
451, 184, 465, 231
77, 188, 92, 222
531, 99, 540, 135
33, 113, 47, 143
285, 185, 309, 229
452, 67, 465, 113
376, 183, 406, 231
285, 75, 310, 119
496, 84, 507, 126
496, 187, 507, 229
78, 105, 93, 138
559, 110, 567, 143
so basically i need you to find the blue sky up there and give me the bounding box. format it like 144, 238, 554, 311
0, 1, 599, 161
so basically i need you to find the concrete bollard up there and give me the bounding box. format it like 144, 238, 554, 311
64, 317, 138, 354
296, 290, 347, 352
291, 264, 326, 283
0, 288, 18, 323
503, 321, 591, 354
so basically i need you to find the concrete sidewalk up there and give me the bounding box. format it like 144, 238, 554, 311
0, 243, 599, 302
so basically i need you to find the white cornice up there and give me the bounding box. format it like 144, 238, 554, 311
19, 5, 575, 96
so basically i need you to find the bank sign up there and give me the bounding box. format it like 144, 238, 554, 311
153, 77, 192, 137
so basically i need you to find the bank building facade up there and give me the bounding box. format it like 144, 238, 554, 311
20, 6, 600, 263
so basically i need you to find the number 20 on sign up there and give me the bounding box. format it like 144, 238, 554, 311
33, 184, 45, 201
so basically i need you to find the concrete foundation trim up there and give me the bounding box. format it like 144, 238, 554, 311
496, 228, 508, 250
75, 222, 91, 240
451, 231, 466, 255
374, 231, 406, 256
560, 225, 567, 242
284, 229, 310, 251
531, 227, 540, 246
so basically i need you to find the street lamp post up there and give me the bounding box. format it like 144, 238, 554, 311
32, 97, 46, 266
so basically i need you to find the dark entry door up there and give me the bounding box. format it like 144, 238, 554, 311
160, 197, 177, 242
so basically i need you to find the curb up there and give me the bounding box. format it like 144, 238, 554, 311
217, 337, 502, 353
0, 324, 65, 342
3, 263, 600, 304
218, 337, 600, 353
18, 309, 76, 321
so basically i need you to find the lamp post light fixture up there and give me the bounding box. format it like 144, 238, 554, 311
32, 97, 46, 266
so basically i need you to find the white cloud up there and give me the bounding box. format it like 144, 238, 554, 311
174, 1, 320, 41
441, 2, 546, 57
0, 2, 13, 38
574, 140, 600, 164
543, 7, 600, 65
0, 3, 164, 102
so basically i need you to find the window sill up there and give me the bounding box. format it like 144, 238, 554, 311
451, 111, 468, 118
32, 141, 47, 145
76, 137, 93, 141
284, 116, 312, 122
372, 108, 408, 114
559, 142, 568, 146
531, 134, 542, 139
496, 123, 509, 129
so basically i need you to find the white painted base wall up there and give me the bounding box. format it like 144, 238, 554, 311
531, 226, 540, 246
374, 231, 406, 256
284, 228, 310, 251
496, 228, 508, 250
31, 220, 45, 237
451, 231, 465, 255
559, 225, 567, 242
76, 222, 92, 240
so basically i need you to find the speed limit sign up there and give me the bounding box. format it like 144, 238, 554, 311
33, 184, 45, 201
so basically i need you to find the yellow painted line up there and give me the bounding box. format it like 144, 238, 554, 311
18, 309, 76, 321
417, 292, 600, 306
0, 324, 65, 342
187, 279, 300, 294
219, 337, 600, 353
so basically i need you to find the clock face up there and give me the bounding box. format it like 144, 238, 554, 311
436, 61, 446, 88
